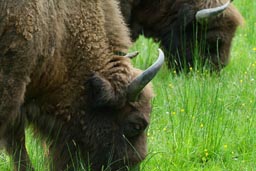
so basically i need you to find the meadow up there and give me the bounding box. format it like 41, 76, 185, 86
0, 1, 255, 170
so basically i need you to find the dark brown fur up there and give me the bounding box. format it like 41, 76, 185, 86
119, 0, 244, 71
0, 0, 153, 170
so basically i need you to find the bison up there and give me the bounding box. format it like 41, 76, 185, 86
0, 0, 164, 170
119, 0, 244, 71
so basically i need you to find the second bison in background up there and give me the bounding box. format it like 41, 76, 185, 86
119, 0, 244, 71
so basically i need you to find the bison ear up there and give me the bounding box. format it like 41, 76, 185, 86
86, 74, 126, 109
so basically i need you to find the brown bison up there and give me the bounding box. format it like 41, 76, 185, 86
119, 0, 244, 71
0, 0, 164, 170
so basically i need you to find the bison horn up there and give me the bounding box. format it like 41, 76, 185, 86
125, 51, 139, 59
196, 1, 230, 23
127, 49, 165, 102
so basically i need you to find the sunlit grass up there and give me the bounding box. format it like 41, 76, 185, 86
135, 1, 256, 170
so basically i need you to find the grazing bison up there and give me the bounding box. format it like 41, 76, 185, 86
0, 0, 164, 170
119, 0, 244, 71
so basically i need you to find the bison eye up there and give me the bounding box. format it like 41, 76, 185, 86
134, 124, 141, 130
123, 122, 143, 138
123, 116, 148, 138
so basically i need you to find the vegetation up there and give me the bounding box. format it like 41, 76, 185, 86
0, 1, 255, 170
135, 1, 256, 170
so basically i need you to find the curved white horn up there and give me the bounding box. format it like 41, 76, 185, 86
196, 1, 230, 22
127, 49, 165, 102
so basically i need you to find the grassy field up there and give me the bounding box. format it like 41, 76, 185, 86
0, 1, 255, 170
135, 1, 256, 170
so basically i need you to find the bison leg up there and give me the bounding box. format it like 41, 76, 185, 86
0, 76, 29, 135
4, 114, 34, 171
49, 139, 80, 171
0, 19, 37, 137
0, 60, 33, 171
0, 66, 32, 169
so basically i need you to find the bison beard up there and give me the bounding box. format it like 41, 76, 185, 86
119, 0, 244, 71
0, 0, 164, 171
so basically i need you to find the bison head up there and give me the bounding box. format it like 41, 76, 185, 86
82, 49, 164, 170
120, 0, 244, 71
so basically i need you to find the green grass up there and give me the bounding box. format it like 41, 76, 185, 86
1, 0, 256, 170
132, 1, 256, 170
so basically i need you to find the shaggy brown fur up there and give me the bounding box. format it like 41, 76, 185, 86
0, 0, 154, 170
119, 0, 244, 71
101, 1, 132, 54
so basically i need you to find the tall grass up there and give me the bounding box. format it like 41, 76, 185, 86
0, 0, 255, 170
133, 1, 256, 170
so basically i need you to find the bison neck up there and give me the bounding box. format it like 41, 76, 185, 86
25, 0, 117, 103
